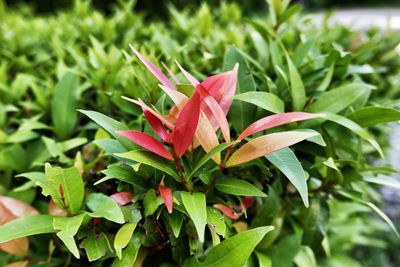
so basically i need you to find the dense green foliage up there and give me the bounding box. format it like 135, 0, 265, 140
1, 0, 400, 266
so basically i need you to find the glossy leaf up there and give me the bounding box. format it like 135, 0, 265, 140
227, 131, 318, 167
234, 91, 284, 114
86, 193, 125, 224
213, 204, 240, 220
116, 130, 173, 160
203, 96, 230, 142
54, 213, 86, 258
80, 231, 110, 262
111, 233, 141, 267
194, 111, 221, 163
185, 226, 274, 267
181, 192, 207, 242
114, 223, 137, 259
215, 178, 267, 197
266, 148, 309, 207
159, 184, 173, 214
238, 112, 320, 141
143, 110, 169, 142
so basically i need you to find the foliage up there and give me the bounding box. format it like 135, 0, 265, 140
1, 0, 400, 266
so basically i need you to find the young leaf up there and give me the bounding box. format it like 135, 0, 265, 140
130, 46, 175, 89
114, 223, 137, 259
203, 96, 230, 142
116, 130, 173, 160
227, 131, 318, 167
115, 150, 180, 181
0, 215, 56, 243
170, 92, 201, 157
176, 60, 200, 86
52, 72, 79, 138
234, 92, 284, 114
266, 148, 309, 207
215, 178, 267, 197
213, 204, 240, 220
45, 164, 84, 215
143, 110, 169, 142
194, 111, 221, 163
184, 226, 274, 267
86, 193, 124, 224
207, 207, 227, 236
54, 213, 86, 259
159, 184, 173, 214
110, 192, 133, 206
238, 112, 320, 141
181, 192, 207, 242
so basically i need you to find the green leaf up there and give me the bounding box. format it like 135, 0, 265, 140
79, 110, 133, 150
234, 92, 284, 114
323, 113, 383, 158
224, 47, 257, 133
266, 148, 309, 207
143, 189, 163, 217
115, 150, 180, 181
52, 72, 79, 138
215, 178, 267, 197
185, 226, 274, 267
188, 142, 236, 179
0, 215, 56, 243
112, 233, 141, 267
207, 207, 226, 237
256, 252, 272, 267
93, 139, 126, 155
348, 106, 400, 127
80, 231, 110, 262
99, 165, 151, 190
306, 83, 374, 114
45, 163, 84, 215
86, 193, 125, 224
286, 53, 306, 111
364, 175, 400, 189
316, 64, 334, 92
114, 223, 137, 259
54, 213, 86, 259
181, 192, 207, 242
168, 211, 184, 238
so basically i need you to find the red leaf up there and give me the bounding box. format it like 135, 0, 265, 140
213, 204, 240, 220
203, 96, 230, 142
144, 110, 169, 142
241, 196, 254, 210
130, 46, 175, 89
238, 112, 321, 141
110, 192, 134, 206
116, 130, 173, 160
170, 92, 201, 157
159, 185, 173, 214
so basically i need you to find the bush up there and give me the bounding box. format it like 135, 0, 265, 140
0, 0, 400, 266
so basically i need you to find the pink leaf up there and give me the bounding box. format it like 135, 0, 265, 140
226, 131, 318, 167
130, 46, 175, 89
144, 110, 169, 142
203, 96, 230, 142
110, 192, 134, 206
170, 93, 201, 157
122, 97, 175, 130
0, 196, 39, 217
116, 130, 173, 160
194, 111, 221, 163
159, 184, 173, 214
175, 60, 200, 86
161, 61, 180, 84
159, 85, 188, 107
238, 112, 321, 141
213, 204, 240, 220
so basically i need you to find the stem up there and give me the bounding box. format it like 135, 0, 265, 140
171, 150, 192, 192
206, 145, 234, 194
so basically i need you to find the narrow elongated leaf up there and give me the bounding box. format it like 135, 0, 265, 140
0, 215, 56, 243
185, 226, 274, 267
115, 150, 180, 181
181, 192, 207, 242
159, 84, 188, 106
348, 106, 400, 127
116, 130, 173, 160
52, 72, 79, 138
286, 54, 306, 111
176, 60, 200, 86
130, 46, 174, 89
227, 131, 318, 167
234, 92, 284, 114
170, 92, 201, 157
203, 96, 230, 142
266, 148, 309, 207
79, 110, 133, 150
114, 223, 137, 259
306, 83, 374, 114
86, 193, 124, 224
364, 175, 400, 189
323, 113, 383, 158
215, 178, 267, 197
194, 111, 221, 163
159, 184, 173, 214
188, 142, 235, 179
162, 61, 180, 84
213, 204, 240, 220
45, 164, 84, 215
100, 165, 150, 190
54, 213, 86, 258
238, 112, 320, 141
143, 110, 169, 142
